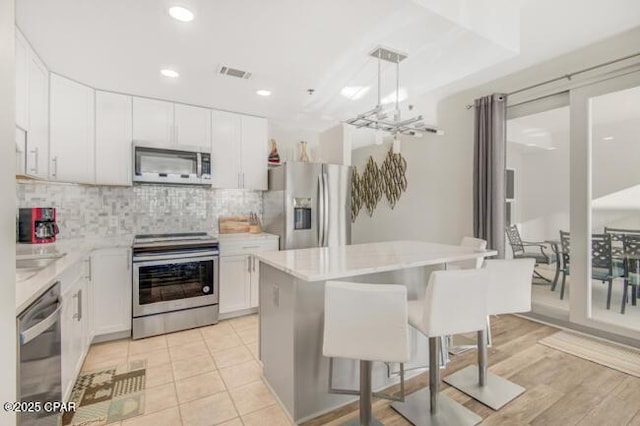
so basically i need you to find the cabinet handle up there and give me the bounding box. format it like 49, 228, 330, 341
175, 125, 179, 143
242, 245, 260, 249
242, 172, 245, 188
247, 256, 251, 273
127, 249, 130, 270
86, 258, 92, 280
29, 146, 38, 173
51, 156, 58, 178
78, 289, 82, 321
73, 289, 82, 321
253, 256, 256, 272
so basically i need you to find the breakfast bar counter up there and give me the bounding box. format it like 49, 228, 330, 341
254, 240, 496, 423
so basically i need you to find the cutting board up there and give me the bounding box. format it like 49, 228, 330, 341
219, 216, 251, 234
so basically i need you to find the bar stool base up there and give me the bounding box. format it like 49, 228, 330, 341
342, 417, 384, 426
391, 389, 482, 426
443, 365, 525, 410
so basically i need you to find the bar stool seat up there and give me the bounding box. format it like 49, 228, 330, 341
323, 280, 410, 426
391, 268, 489, 426
444, 258, 535, 410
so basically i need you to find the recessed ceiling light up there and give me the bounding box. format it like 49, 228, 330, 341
341, 86, 370, 100
603, 136, 615, 141
160, 69, 179, 78
256, 90, 271, 97
169, 6, 194, 22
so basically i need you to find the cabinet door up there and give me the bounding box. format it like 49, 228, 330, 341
132, 97, 174, 144
26, 50, 49, 179
219, 255, 251, 314
174, 103, 211, 149
15, 29, 28, 130
211, 110, 242, 189
250, 256, 260, 308
240, 115, 268, 190
50, 74, 95, 184
61, 280, 84, 400
96, 91, 132, 186
91, 248, 132, 335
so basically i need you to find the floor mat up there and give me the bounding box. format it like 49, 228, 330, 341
62, 360, 146, 426
539, 331, 640, 378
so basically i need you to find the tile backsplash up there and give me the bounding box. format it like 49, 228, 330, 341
16, 181, 263, 238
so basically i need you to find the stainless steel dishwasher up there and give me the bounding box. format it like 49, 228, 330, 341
17, 282, 62, 426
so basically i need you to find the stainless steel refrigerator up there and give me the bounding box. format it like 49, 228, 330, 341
264, 162, 351, 250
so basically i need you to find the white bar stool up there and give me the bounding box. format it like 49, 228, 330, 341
444, 258, 535, 410
391, 268, 489, 426
323, 281, 410, 426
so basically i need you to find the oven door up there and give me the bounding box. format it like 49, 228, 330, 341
133, 253, 219, 317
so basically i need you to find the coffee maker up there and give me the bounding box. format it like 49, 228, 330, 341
18, 208, 60, 243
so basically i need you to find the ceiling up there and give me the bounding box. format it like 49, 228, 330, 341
16, 0, 640, 132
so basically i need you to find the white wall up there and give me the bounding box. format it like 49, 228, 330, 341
268, 122, 319, 162
352, 27, 640, 246
1, 0, 17, 423
318, 123, 351, 165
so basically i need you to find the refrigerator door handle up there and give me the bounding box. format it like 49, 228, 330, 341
318, 174, 324, 247
323, 172, 330, 247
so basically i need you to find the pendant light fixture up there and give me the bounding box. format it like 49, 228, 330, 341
345, 46, 443, 152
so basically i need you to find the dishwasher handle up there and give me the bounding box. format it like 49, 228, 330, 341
20, 300, 62, 345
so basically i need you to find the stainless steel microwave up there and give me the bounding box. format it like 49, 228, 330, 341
133, 142, 211, 186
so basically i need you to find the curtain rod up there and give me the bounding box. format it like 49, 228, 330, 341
465, 51, 640, 109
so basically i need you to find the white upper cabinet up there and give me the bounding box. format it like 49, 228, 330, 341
96, 91, 132, 186
15, 29, 49, 179
15, 30, 28, 130
132, 97, 173, 144
174, 103, 212, 149
211, 110, 242, 189
212, 111, 267, 190
26, 49, 49, 179
241, 115, 268, 190
50, 74, 95, 184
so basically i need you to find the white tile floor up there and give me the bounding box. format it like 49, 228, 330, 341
532, 264, 640, 330
81, 314, 292, 426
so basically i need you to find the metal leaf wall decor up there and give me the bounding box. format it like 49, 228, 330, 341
351, 149, 408, 221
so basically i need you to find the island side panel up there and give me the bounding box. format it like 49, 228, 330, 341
260, 263, 296, 416
292, 265, 436, 422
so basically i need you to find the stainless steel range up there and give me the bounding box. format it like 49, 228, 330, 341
132, 232, 219, 339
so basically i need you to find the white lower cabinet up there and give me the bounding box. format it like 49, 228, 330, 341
91, 248, 132, 335
219, 255, 252, 314
219, 237, 279, 316
60, 259, 91, 401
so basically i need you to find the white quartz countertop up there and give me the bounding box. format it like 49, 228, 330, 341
217, 232, 279, 242
16, 235, 133, 315
254, 240, 498, 282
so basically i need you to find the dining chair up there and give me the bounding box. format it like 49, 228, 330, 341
505, 225, 558, 286
604, 227, 640, 269
621, 234, 640, 314
559, 231, 624, 309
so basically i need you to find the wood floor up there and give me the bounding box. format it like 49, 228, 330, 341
301, 315, 640, 426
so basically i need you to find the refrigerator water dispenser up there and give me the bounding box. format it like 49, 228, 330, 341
293, 198, 312, 230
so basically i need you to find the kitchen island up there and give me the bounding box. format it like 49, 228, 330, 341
255, 240, 497, 423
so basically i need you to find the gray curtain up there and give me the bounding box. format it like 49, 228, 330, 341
473, 93, 507, 258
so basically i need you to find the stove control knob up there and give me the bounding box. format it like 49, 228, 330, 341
203, 286, 211, 294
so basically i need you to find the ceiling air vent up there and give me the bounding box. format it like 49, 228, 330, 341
218, 65, 252, 79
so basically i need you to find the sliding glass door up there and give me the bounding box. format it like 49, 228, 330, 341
571, 70, 640, 339
506, 94, 570, 320
506, 69, 640, 342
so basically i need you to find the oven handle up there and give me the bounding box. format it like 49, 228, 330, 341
133, 251, 219, 263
